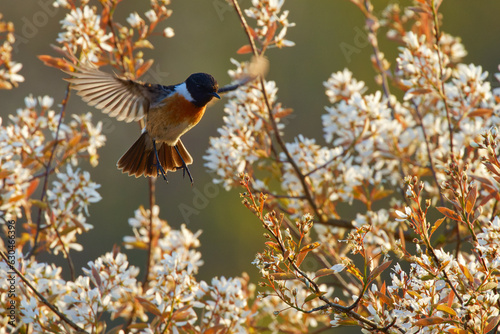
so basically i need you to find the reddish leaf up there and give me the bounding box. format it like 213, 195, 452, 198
295, 251, 307, 267
295, 242, 320, 266
274, 107, 294, 119
265, 21, 277, 43
447, 288, 455, 309
247, 26, 259, 39
429, 217, 445, 238
136, 59, 154, 79
374, 291, 392, 306
237, 44, 253, 54
265, 241, 280, 252
465, 184, 478, 214
38, 55, 74, 71
371, 188, 394, 201
436, 207, 463, 223
26, 179, 40, 198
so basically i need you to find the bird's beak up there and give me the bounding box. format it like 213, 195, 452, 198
212, 92, 221, 99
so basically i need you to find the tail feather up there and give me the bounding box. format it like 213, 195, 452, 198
117, 132, 193, 178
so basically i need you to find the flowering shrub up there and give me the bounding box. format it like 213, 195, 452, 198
1, 0, 500, 333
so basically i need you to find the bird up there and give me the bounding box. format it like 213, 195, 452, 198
63, 63, 220, 183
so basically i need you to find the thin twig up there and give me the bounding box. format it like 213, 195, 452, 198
230, 0, 325, 225
143, 177, 156, 290
430, 1, 454, 158
1, 251, 87, 333
27, 83, 71, 258
363, 0, 397, 119
410, 100, 445, 207
49, 216, 76, 280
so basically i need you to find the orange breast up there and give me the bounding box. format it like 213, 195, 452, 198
146, 93, 206, 145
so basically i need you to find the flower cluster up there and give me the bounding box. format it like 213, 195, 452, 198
204, 0, 294, 190
206, 0, 500, 333
51, 0, 174, 77
4, 0, 500, 333
204, 59, 284, 190
244, 0, 296, 49
0, 13, 24, 89
0, 95, 105, 255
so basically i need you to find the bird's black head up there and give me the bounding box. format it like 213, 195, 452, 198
185, 73, 220, 107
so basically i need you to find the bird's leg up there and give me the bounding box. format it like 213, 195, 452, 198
174, 145, 194, 184
152, 139, 168, 181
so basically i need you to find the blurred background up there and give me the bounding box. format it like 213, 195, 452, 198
1, 0, 500, 301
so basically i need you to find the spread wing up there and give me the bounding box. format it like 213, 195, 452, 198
64, 63, 174, 123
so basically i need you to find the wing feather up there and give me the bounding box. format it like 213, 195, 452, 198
64, 63, 172, 123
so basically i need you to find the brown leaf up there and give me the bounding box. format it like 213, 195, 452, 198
204, 325, 227, 334
135, 297, 162, 317
485, 315, 500, 333
367, 260, 392, 283
265, 241, 280, 252
415, 316, 445, 326
274, 107, 294, 119
314, 268, 335, 279
371, 188, 394, 201
304, 291, 326, 304
468, 108, 493, 118
0, 170, 12, 179
299, 242, 320, 253
478, 281, 497, 292
270, 272, 296, 280
91, 266, 102, 288
436, 207, 463, 223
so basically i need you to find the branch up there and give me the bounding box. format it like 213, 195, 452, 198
230, 0, 326, 225
1, 251, 88, 333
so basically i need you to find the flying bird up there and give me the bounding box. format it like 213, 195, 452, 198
64, 63, 220, 183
